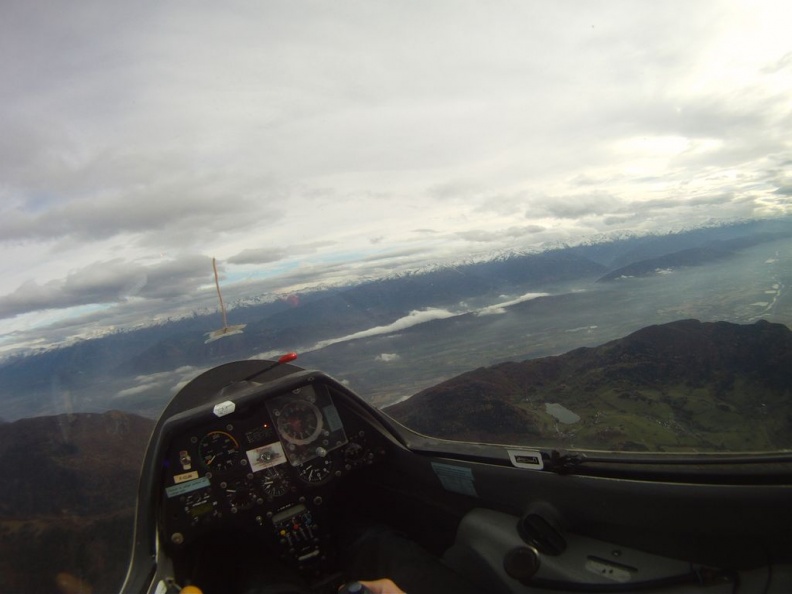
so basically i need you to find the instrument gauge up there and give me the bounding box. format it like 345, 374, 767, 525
183, 490, 218, 525
344, 442, 365, 463
198, 431, 240, 471
258, 466, 291, 499
223, 478, 258, 512
295, 457, 333, 484
276, 400, 324, 445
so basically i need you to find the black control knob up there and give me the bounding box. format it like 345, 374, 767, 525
503, 546, 541, 582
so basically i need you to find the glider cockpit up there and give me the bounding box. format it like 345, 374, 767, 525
120, 359, 792, 594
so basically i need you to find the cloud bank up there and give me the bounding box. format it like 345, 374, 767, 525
312, 309, 460, 350
1, 1, 791, 354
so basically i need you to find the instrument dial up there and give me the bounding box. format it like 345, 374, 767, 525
258, 466, 291, 499
295, 457, 333, 483
198, 431, 240, 471
276, 400, 324, 445
183, 490, 218, 525
223, 478, 258, 512
344, 441, 365, 463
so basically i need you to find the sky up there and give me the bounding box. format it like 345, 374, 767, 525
1, 0, 791, 356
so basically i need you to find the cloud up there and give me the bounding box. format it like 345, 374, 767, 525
312, 308, 459, 350
476, 292, 550, 316
360, 247, 429, 263
428, 180, 485, 201
457, 225, 546, 243
635, 194, 737, 212
228, 241, 339, 265
114, 366, 202, 399
603, 214, 638, 226
0, 168, 284, 248
530, 194, 623, 220
762, 51, 792, 74
376, 353, 401, 362
229, 248, 288, 266
0, 255, 213, 319
1, 1, 791, 350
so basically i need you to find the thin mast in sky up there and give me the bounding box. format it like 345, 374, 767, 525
206, 257, 246, 343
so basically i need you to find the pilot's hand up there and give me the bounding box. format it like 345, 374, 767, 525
359, 578, 405, 594
55, 572, 93, 594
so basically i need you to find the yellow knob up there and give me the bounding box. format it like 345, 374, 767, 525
181, 586, 204, 594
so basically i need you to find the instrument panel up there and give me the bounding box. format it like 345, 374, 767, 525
158, 380, 383, 570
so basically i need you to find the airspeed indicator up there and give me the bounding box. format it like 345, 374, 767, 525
198, 431, 240, 471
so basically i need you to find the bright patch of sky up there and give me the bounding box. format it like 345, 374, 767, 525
1, 0, 791, 354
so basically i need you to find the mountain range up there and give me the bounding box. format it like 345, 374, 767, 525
386, 319, 792, 452
0, 410, 154, 594
3, 318, 792, 593
597, 231, 792, 282
1, 217, 790, 422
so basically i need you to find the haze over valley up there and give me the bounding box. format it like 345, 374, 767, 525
386, 318, 792, 452
0, 219, 789, 422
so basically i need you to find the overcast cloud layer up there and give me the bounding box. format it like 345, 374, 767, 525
1, 0, 791, 355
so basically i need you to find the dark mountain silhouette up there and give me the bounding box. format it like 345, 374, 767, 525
2, 320, 792, 592
387, 320, 792, 452
0, 411, 154, 594
597, 232, 791, 282
573, 218, 792, 269
597, 246, 734, 281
